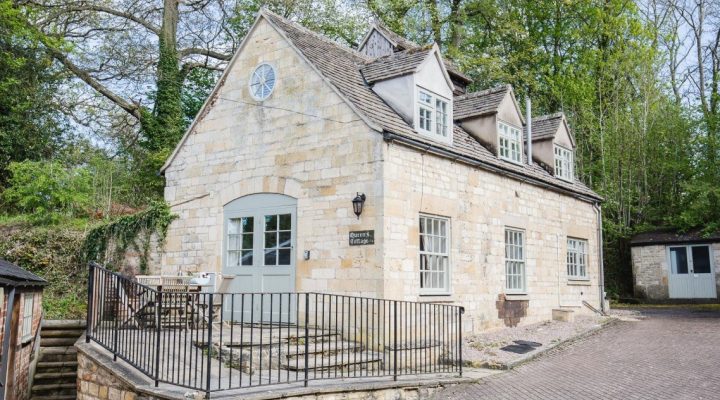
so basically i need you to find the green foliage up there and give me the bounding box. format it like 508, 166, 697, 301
0, 0, 63, 185
2, 160, 92, 223
0, 223, 86, 319
675, 181, 720, 236
81, 201, 177, 273
182, 68, 219, 124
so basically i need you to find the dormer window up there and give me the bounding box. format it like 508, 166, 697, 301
554, 145, 574, 181
416, 87, 450, 141
498, 121, 522, 163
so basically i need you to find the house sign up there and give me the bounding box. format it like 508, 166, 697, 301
349, 230, 374, 246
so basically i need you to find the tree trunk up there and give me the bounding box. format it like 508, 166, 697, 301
145, 0, 183, 153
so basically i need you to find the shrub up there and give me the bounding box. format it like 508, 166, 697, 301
2, 160, 92, 223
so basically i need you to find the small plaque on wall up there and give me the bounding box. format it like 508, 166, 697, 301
349, 230, 374, 246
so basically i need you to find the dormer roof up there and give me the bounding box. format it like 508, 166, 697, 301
531, 112, 575, 147
454, 84, 524, 123
360, 44, 453, 89
361, 46, 434, 83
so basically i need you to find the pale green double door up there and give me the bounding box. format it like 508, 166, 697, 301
222, 194, 297, 323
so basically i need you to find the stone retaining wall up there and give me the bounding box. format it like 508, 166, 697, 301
76, 340, 464, 400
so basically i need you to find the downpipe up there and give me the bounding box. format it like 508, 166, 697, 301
593, 203, 606, 313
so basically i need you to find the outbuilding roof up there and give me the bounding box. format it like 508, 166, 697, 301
630, 229, 720, 246
162, 9, 602, 203
0, 259, 47, 288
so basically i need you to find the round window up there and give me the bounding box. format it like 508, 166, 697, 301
249, 63, 276, 101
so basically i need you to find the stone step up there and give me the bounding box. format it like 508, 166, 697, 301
285, 341, 363, 358
31, 383, 77, 395
283, 352, 382, 372
42, 320, 86, 330
33, 371, 77, 385
39, 329, 85, 338
35, 361, 79, 373
30, 396, 77, 400
38, 347, 77, 362
40, 337, 78, 347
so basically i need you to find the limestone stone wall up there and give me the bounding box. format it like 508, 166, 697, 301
76, 341, 457, 400
77, 350, 168, 400
631, 242, 720, 300
631, 245, 668, 299
161, 14, 603, 332
382, 143, 602, 331
162, 18, 386, 298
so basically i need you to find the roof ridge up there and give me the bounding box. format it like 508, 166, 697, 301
261, 8, 372, 62
455, 84, 510, 100
533, 112, 565, 122
362, 45, 433, 65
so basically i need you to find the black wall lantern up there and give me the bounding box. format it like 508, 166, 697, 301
352, 193, 366, 219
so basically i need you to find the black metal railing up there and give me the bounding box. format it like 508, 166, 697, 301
86, 263, 464, 397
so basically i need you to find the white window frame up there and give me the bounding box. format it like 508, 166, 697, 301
419, 214, 451, 295
567, 238, 589, 280
554, 145, 574, 181
498, 121, 523, 163
21, 293, 34, 342
415, 87, 451, 142
505, 228, 526, 293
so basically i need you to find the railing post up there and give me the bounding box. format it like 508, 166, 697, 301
303, 293, 310, 387
206, 293, 214, 398
85, 263, 95, 343
458, 307, 464, 377
113, 280, 120, 361
154, 286, 163, 387
393, 301, 398, 381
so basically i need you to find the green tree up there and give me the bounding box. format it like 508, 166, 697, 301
2, 160, 92, 223
0, 0, 63, 186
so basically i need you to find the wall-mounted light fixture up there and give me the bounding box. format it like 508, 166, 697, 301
352, 193, 366, 219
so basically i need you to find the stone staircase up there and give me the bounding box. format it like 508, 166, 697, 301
31, 320, 86, 400
213, 325, 383, 379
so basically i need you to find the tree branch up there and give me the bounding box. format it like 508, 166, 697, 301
30, 1, 161, 35
179, 47, 232, 61
46, 46, 142, 121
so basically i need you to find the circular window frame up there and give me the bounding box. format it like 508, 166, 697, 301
249, 63, 277, 101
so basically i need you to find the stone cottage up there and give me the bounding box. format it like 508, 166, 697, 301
631, 229, 719, 300
0, 259, 46, 400
158, 9, 605, 332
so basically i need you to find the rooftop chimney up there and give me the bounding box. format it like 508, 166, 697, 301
526, 97, 532, 165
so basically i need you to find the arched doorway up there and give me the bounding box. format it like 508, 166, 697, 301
222, 193, 297, 321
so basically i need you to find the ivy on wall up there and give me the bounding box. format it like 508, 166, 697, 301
81, 201, 177, 273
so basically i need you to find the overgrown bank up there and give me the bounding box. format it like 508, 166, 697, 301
0, 223, 86, 318
0, 202, 175, 319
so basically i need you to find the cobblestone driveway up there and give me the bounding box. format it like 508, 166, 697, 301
434, 308, 720, 400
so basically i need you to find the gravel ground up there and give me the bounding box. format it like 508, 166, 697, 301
463, 314, 613, 368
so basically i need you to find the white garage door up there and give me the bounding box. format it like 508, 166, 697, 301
667, 245, 716, 299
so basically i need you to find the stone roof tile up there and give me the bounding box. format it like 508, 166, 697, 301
255, 11, 601, 201
360, 47, 434, 83
453, 85, 510, 120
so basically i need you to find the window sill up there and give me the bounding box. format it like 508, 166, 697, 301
567, 279, 591, 286
504, 293, 529, 300
499, 157, 523, 165
419, 292, 452, 298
